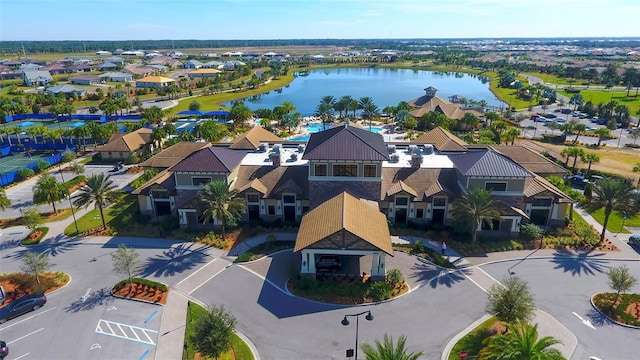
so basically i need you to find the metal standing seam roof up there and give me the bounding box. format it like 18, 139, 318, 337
294, 191, 393, 255
413, 127, 468, 152
449, 150, 533, 178
302, 124, 389, 161
169, 146, 246, 173
131, 169, 175, 195
230, 126, 282, 150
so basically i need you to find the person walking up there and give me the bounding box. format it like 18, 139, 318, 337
441, 241, 446, 256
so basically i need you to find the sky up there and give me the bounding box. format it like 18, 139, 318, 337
1, 0, 639, 41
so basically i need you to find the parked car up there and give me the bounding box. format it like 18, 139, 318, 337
569, 175, 589, 188
629, 235, 640, 248
561, 108, 571, 114
0, 292, 47, 324
316, 255, 342, 272
0, 340, 7, 360
544, 113, 557, 119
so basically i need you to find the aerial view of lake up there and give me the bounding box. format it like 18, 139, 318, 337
234, 67, 504, 116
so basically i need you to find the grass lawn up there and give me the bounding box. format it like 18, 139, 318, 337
448, 316, 498, 360
588, 208, 640, 234
64, 192, 137, 235
558, 89, 640, 115
183, 301, 254, 360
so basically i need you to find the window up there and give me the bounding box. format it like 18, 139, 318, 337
482, 219, 501, 230
416, 208, 424, 218
268, 205, 276, 215
395, 197, 408, 206
433, 198, 446, 207
246, 194, 259, 203
108, 152, 113, 159
532, 198, 552, 207
151, 190, 168, 199
283, 195, 295, 204
363, 164, 377, 177
485, 182, 507, 191
333, 164, 358, 177
314, 163, 327, 176
192, 177, 211, 186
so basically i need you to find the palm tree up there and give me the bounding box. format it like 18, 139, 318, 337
33, 173, 65, 214
589, 178, 637, 243
572, 123, 586, 144
199, 179, 245, 242
315, 103, 334, 129
72, 174, 121, 229
560, 147, 584, 170
0, 187, 10, 211
479, 321, 564, 360
593, 127, 610, 147
452, 187, 503, 244
319, 95, 336, 108
580, 152, 600, 176
360, 333, 424, 360
335, 96, 353, 118
152, 126, 167, 150
503, 127, 521, 145
228, 103, 253, 130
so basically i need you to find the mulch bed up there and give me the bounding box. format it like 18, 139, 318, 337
112, 283, 168, 305
0, 272, 69, 308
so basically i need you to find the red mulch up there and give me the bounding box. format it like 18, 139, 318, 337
112, 283, 168, 305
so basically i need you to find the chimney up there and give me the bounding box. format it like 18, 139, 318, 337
410, 146, 423, 168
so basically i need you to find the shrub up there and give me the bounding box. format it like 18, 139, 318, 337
17, 167, 35, 180
410, 241, 425, 254
22, 226, 49, 245
114, 277, 168, 292
135, 213, 151, 224
366, 281, 392, 302
33, 161, 50, 174
520, 223, 544, 240
160, 215, 179, 231
386, 269, 404, 288
127, 152, 140, 165
92, 153, 102, 161
61, 150, 76, 162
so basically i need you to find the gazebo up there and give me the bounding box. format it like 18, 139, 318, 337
294, 191, 393, 280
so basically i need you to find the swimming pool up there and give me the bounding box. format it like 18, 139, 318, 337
306, 123, 328, 133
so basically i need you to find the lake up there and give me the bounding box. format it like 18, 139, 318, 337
233, 67, 504, 116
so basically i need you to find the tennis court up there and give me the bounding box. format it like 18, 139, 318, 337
0, 152, 51, 173
2, 119, 142, 133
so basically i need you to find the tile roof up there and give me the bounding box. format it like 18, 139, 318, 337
413, 127, 467, 152
233, 165, 309, 199
169, 146, 246, 173
449, 149, 533, 178
131, 169, 175, 195
136, 75, 175, 83
294, 191, 393, 255
524, 175, 573, 203
139, 141, 210, 169
488, 145, 569, 176
99, 128, 152, 152
230, 126, 282, 150
408, 94, 467, 119
302, 124, 389, 161
381, 167, 459, 201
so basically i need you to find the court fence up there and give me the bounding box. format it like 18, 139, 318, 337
0, 146, 75, 187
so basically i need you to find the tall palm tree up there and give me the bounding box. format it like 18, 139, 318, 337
452, 187, 503, 244
199, 179, 245, 242
0, 187, 11, 211
33, 173, 65, 214
589, 178, 637, 243
72, 174, 121, 229
315, 103, 334, 129
479, 321, 564, 360
319, 95, 336, 108
360, 333, 424, 360
280, 100, 297, 115
228, 103, 253, 130
335, 96, 353, 118
580, 152, 600, 175
593, 127, 610, 147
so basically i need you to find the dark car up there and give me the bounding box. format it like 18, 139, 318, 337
316, 255, 342, 272
0, 292, 47, 324
544, 113, 557, 119
629, 235, 640, 248
0, 340, 7, 359
569, 175, 589, 189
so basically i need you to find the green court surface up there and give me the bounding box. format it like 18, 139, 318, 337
0, 152, 49, 173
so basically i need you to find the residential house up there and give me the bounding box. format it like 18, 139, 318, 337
100, 72, 133, 82
135, 76, 176, 89
103, 56, 125, 65
41, 63, 70, 75
124, 65, 158, 78
20, 63, 42, 71
68, 62, 95, 72
69, 74, 103, 85
23, 70, 53, 86
229, 126, 282, 150
183, 60, 203, 69
187, 69, 221, 78
45, 84, 86, 98
97, 128, 154, 161
223, 60, 246, 70
408, 86, 482, 120
98, 62, 119, 71
148, 56, 182, 68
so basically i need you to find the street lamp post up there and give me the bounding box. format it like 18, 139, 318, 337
58, 163, 79, 234
341, 310, 373, 360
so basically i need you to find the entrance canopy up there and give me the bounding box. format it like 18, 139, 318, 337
294, 191, 393, 255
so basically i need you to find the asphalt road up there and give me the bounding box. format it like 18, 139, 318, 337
0, 236, 213, 360
479, 257, 640, 360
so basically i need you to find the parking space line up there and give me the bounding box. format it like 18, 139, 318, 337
95, 319, 159, 346
175, 258, 217, 286
0, 307, 56, 330
14, 353, 30, 360
7, 328, 44, 344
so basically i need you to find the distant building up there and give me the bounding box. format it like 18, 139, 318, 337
46, 84, 85, 97
135, 76, 176, 89
100, 72, 133, 82
23, 70, 53, 86
69, 74, 103, 85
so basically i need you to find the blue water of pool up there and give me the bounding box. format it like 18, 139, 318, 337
71, 122, 85, 128
306, 123, 328, 133
18, 121, 35, 127
290, 135, 310, 141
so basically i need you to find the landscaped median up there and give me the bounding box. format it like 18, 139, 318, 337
110, 278, 168, 305
0, 271, 70, 304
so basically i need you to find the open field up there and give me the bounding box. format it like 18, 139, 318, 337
559, 89, 640, 116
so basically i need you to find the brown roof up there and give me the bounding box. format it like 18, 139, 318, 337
381, 167, 459, 201
131, 169, 175, 195
413, 127, 468, 152
229, 126, 282, 150
99, 128, 153, 152
303, 124, 389, 161
170, 146, 246, 173
294, 191, 392, 255
139, 142, 210, 168
233, 165, 309, 199
488, 144, 569, 176
524, 175, 573, 203
450, 150, 533, 178
408, 95, 467, 119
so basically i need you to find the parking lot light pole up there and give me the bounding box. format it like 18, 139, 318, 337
58, 163, 79, 234
341, 310, 373, 360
